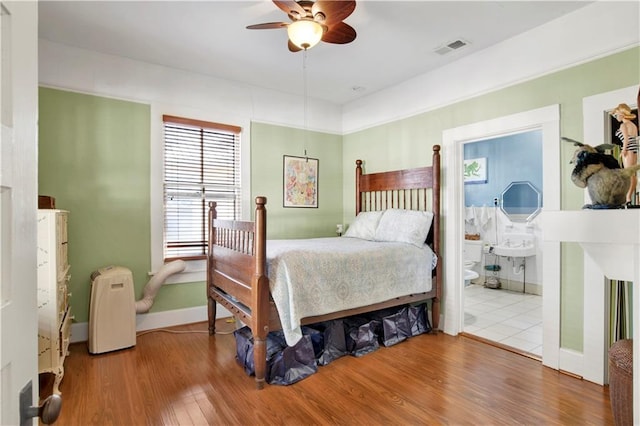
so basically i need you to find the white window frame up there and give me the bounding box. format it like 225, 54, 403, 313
162, 114, 241, 260
150, 105, 251, 284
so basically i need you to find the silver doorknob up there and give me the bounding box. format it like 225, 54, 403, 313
39, 394, 62, 424
20, 381, 62, 426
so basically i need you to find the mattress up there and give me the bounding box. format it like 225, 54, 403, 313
267, 237, 436, 345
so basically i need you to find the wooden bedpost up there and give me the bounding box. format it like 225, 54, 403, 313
431, 145, 442, 331
207, 201, 217, 335
355, 159, 363, 215
251, 196, 269, 389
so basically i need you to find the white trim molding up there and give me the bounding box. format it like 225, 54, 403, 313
442, 105, 561, 372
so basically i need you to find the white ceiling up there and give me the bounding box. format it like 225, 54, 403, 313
38, 1, 591, 105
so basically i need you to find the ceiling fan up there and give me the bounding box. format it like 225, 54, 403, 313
247, 0, 357, 52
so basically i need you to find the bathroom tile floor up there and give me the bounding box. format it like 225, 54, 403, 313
464, 283, 542, 357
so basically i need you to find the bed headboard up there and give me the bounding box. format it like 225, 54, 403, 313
354, 144, 441, 254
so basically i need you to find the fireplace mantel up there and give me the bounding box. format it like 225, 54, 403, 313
539, 209, 639, 423
542, 210, 640, 280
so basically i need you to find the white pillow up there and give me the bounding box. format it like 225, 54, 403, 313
374, 209, 434, 247
343, 210, 384, 240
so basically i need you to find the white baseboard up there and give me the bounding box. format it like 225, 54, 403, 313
558, 347, 584, 380
71, 305, 232, 343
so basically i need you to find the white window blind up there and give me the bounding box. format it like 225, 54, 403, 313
163, 115, 241, 260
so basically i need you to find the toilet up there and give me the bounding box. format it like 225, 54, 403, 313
464, 239, 483, 286
464, 269, 479, 286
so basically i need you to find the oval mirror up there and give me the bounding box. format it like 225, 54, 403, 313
500, 181, 541, 222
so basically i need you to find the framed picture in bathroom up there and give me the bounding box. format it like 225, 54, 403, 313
463, 157, 487, 184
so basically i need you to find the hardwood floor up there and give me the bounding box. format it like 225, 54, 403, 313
42, 320, 613, 425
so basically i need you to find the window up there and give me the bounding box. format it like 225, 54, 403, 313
163, 115, 241, 261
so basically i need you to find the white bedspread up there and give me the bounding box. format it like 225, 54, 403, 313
267, 237, 436, 346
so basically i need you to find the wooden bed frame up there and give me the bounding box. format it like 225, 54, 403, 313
207, 145, 441, 389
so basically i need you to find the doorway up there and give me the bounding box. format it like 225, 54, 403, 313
462, 131, 543, 357
442, 104, 561, 371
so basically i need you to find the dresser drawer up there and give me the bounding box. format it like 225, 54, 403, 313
59, 308, 72, 358
57, 243, 68, 280
56, 211, 68, 244
56, 212, 69, 280
56, 276, 70, 324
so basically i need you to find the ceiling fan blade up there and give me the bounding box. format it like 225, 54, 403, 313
288, 39, 303, 53
246, 22, 289, 30
273, 0, 307, 19
312, 1, 355, 25
322, 22, 356, 44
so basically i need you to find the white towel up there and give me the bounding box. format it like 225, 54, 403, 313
465, 206, 476, 225
478, 206, 491, 230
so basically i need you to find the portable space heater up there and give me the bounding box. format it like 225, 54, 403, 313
88, 265, 136, 354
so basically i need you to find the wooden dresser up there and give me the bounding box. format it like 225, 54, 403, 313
37, 209, 71, 395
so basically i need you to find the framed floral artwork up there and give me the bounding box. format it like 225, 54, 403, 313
283, 155, 319, 208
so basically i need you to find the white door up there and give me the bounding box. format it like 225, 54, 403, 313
0, 2, 40, 425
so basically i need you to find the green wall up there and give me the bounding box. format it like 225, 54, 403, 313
38, 90, 344, 323
250, 122, 343, 238
342, 46, 640, 351
39, 88, 201, 322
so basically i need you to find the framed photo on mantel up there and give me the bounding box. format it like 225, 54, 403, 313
283, 155, 318, 208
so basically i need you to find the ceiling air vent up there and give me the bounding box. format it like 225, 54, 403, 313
434, 39, 469, 55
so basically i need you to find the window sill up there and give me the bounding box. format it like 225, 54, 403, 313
148, 259, 206, 284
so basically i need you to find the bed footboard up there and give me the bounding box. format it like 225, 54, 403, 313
207, 196, 270, 388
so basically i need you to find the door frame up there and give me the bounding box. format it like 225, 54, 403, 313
441, 105, 561, 371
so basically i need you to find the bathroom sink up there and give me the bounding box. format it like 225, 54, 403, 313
493, 244, 536, 257
493, 232, 536, 257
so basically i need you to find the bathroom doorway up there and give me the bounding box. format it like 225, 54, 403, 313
442, 104, 561, 370
462, 131, 543, 357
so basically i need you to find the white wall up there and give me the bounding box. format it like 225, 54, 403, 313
39, 2, 638, 138
342, 1, 640, 134
38, 39, 343, 135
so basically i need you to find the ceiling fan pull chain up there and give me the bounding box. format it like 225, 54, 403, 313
303, 49, 309, 161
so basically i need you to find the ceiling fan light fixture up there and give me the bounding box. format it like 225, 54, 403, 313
287, 19, 323, 50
